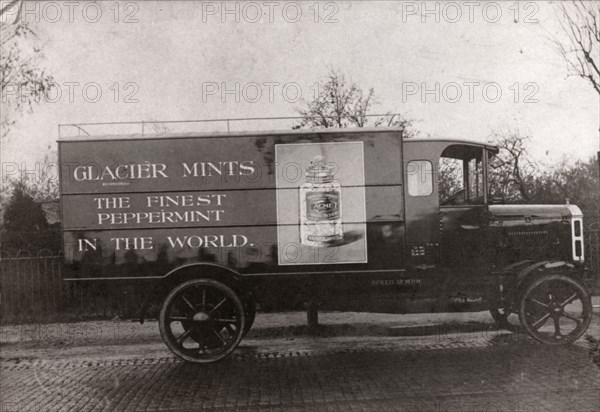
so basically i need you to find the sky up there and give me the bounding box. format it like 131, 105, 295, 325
1, 0, 599, 181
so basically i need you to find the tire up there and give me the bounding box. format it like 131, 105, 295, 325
518, 274, 592, 345
159, 279, 245, 363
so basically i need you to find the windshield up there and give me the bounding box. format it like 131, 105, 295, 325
439, 145, 487, 206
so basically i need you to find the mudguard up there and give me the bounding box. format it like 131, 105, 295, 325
493, 260, 580, 310
138, 263, 245, 324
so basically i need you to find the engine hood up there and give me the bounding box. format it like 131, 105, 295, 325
488, 204, 582, 226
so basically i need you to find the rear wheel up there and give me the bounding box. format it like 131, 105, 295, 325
519, 274, 592, 345
159, 279, 245, 363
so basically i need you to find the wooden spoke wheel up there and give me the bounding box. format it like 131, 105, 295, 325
159, 279, 245, 363
519, 274, 592, 345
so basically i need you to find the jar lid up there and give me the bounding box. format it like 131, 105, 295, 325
306, 156, 335, 182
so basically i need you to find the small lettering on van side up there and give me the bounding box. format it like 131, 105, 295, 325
371, 279, 421, 286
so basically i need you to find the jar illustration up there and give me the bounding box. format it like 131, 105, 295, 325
299, 155, 343, 247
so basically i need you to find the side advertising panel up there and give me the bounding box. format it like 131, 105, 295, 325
60, 132, 404, 278
275, 142, 367, 265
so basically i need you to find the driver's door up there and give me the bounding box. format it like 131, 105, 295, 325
438, 145, 490, 268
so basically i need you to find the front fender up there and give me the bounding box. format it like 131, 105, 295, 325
516, 260, 577, 286
494, 260, 580, 310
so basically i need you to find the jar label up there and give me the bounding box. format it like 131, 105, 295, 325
306, 192, 340, 221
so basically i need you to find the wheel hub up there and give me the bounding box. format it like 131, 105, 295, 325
193, 312, 210, 322
548, 302, 562, 316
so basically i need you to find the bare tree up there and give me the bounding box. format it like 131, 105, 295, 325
553, 1, 600, 95
552, 2, 600, 220
528, 155, 598, 219
294, 69, 416, 137
438, 157, 463, 202
484, 127, 599, 223
1, 0, 55, 226
1, 0, 54, 140
488, 128, 539, 203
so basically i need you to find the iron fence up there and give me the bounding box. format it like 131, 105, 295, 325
0, 256, 143, 323
1, 256, 63, 323
586, 228, 600, 282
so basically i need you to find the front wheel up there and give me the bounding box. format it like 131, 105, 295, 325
519, 274, 592, 345
159, 279, 245, 363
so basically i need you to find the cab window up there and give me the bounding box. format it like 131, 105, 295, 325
439, 145, 485, 206
407, 160, 433, 196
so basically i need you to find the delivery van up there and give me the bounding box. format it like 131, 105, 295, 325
59, 127, 592, 363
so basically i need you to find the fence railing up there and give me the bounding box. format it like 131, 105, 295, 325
0, 256, 62, 322
586, 229, 600, 282
0, 256, 143, 323
1, 230, 599, 323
